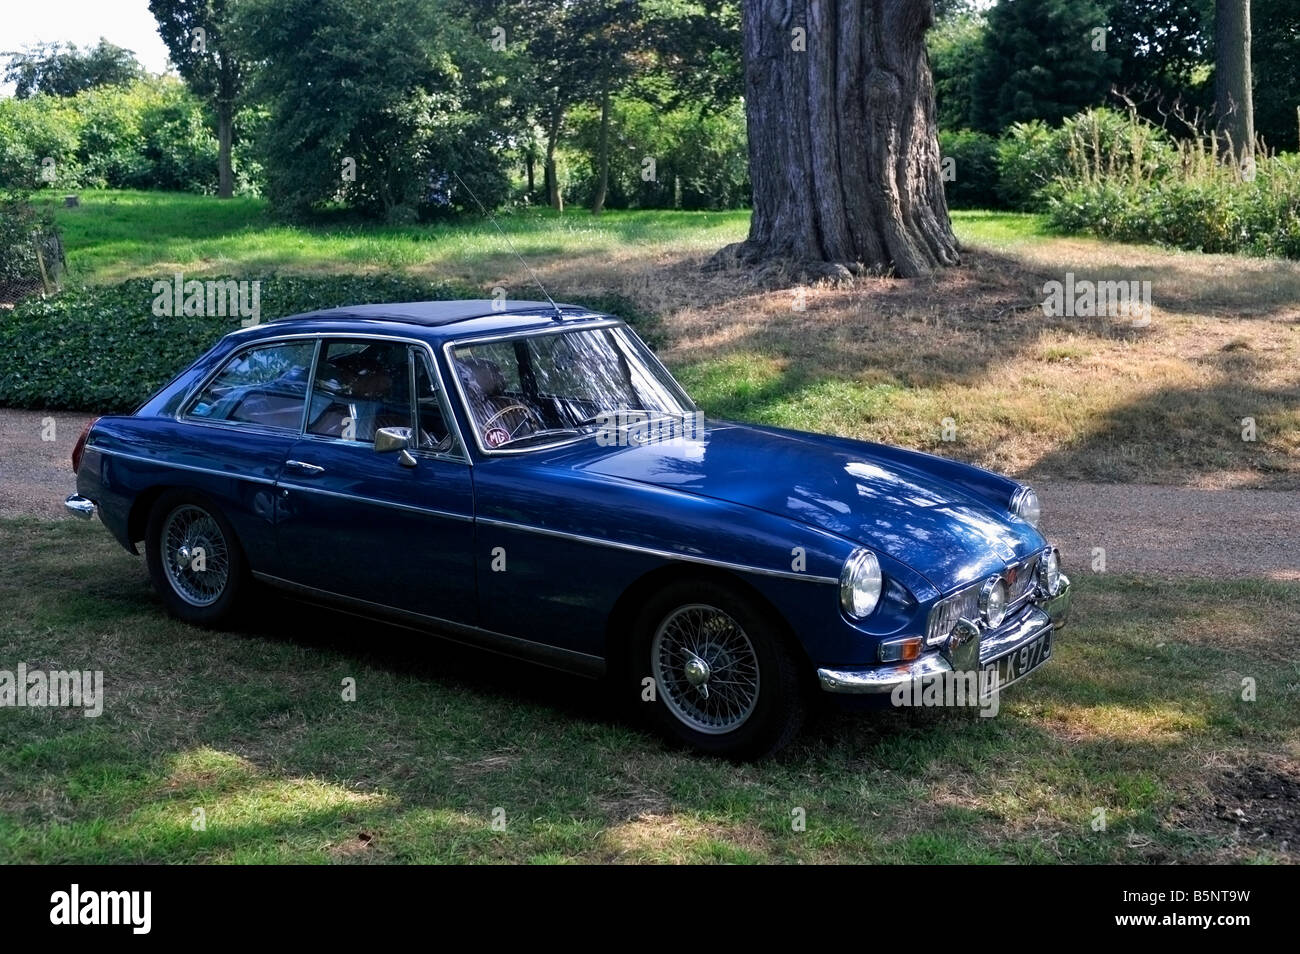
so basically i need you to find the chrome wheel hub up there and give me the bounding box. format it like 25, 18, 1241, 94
651, 604, 760, 735
161, 505, 230, 608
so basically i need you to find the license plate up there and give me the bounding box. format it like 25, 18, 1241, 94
981, 628, 1053, 696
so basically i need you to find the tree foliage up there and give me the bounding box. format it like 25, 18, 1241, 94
3, 39, 143, 99
971, 0, 1121, 133
237, 0, 515, 220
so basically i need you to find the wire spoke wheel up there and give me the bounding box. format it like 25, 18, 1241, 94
651, 603, 761, 735
160, 505, 231, 607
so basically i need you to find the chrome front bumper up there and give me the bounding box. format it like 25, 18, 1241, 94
818, 574, 1072, 695
64, 494, 97, 519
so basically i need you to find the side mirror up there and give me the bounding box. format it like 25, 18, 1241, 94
375, 426, 418, 468
374, 427, 412, 454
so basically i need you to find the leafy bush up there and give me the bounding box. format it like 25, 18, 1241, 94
0, 274, 478, 411
1046, 154, 1300, 258
565, 97, 749, 211
0, 79, 220, 193
1035, 108, 1300, 259
939, 129, 1002, 209
0, 194, 61, 296
995, 108, 1176, 210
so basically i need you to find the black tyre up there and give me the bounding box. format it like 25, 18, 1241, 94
144, 490, 247, 626
630, 579, 807, 759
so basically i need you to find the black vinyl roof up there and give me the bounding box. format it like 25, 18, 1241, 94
274, 299, 585, 326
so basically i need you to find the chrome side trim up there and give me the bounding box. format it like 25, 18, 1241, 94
90, 446, 278, 486
276, 481, 473, 522
476, 515, 838, 584
251, 571, 605, 678
64, 494, 97, 519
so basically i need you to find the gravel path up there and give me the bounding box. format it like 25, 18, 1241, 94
1, 409, 1296, 580
0, 410, 91, 520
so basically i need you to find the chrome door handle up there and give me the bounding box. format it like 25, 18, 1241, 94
285, 460, 325, 475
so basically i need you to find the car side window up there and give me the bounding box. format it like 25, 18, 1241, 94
306, 339, 413, 443
412, 348, 460, 456
184, 341, 315, 430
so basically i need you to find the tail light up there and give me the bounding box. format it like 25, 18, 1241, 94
71, 418, 100, 474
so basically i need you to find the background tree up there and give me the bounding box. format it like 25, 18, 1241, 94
971, 0, 1120, 133
1214, 0, 1255, 168
717, 0, 959, 278
1252, 0, 1300, 151
3, 40, 143, 99
238, 0, 513, 221
1106, 0, 1211, 122
929, 8, 986, 131
149, 0, 245, 198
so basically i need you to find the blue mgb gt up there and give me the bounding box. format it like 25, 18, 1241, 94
67, 300, 1071, 757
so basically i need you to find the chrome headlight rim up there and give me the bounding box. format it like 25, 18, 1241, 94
1010, 485, 1041, 528
978, 575, 1008, 629
839, 548, 883, 620
1039, 547, 1062, 597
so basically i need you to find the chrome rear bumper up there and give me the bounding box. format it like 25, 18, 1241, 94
817, 575, 1071, 695
64, 494, 97, 519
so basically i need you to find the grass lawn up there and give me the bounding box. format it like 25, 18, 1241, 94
0, 519, 1296, 864
37, 189, 1299, 490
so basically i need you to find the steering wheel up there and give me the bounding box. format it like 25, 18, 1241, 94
481, 403, 546, 440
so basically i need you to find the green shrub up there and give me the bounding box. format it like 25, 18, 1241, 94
0, 274, 477, 411
996, 108, 1175, 210
939, 129, 1002, 209
0, 79, 221, 193
0, 195, 61, 292
1045, 153, 1300, 258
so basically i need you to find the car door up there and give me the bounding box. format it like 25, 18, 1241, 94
174, 337, 320, 578
273, 337, 478, 624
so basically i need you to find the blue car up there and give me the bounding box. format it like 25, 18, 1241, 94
67, 300, 1071, 757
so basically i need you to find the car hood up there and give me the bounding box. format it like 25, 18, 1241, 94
574, 421, 1043, 592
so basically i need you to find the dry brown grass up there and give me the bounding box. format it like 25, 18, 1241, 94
489, 228, 1300, 489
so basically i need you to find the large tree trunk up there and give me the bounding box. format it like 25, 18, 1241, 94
716, 0, 959, 279
591, 74, 612, 215
1215, 0, 1255, 175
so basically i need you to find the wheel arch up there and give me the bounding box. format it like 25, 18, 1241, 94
603, 562, 815, 683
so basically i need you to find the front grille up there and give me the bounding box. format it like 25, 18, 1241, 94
926, 551, 1044, 646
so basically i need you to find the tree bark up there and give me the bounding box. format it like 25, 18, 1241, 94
715, 0, 959, 279
216, 103, 234, 199
545, 103, 565, 211
1215, 0, 1255, 175
591, 73, 612, 215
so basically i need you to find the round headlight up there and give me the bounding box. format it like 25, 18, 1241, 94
840, 549, 883, 619
978, 576, 1008, 628
1040, 548, 1061, 596
1011, 486, 1041, 527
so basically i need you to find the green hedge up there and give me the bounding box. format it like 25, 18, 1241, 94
0, 276, 659, 412
0, 275, 471, 412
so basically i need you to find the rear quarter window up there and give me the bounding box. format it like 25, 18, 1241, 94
184, 340, 316, 431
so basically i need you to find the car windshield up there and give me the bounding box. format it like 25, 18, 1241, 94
450, 324, 699, 450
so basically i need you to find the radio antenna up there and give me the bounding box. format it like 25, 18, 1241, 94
452, 171, 563, 320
